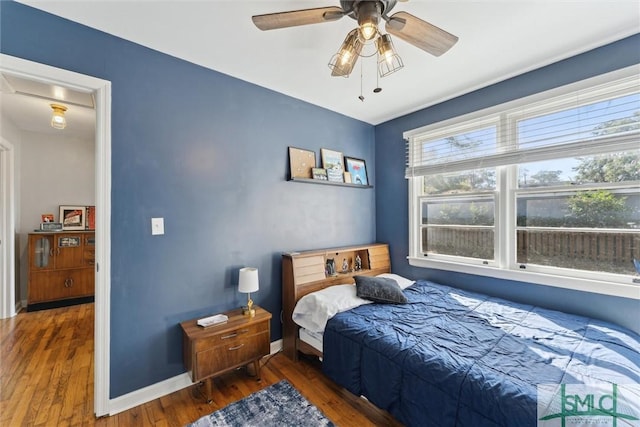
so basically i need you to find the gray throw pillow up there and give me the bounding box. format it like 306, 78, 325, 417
354, 276, 408, 304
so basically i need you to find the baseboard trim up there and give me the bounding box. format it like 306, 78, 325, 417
107, 338, 284, 416
270, 338, 283, 355
108, 372, 193, 415
27, 296, 94, 312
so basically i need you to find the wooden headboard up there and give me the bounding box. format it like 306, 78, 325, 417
281, 243, 391, 360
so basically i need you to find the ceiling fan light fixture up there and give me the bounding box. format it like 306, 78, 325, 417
376, 34, 404, 77
50, 103, 68, 129
328, 29, 362, 77
252, 1, 459, 87
357, 1, 381, 41
359, 21, 378, 41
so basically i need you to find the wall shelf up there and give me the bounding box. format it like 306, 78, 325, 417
288, 177, 373, 189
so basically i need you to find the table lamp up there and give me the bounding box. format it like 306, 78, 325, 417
238, 267, 259, 317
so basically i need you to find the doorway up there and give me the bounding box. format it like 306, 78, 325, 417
0, 137, 15, 319
0, 54, 111, 417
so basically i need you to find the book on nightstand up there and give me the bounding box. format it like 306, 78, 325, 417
197, 314, 228, 328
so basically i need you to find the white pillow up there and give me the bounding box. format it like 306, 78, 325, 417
292, 284, 372, 333
376, 273, 415, 289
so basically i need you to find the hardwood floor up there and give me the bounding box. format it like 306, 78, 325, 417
1, 303, 402, 426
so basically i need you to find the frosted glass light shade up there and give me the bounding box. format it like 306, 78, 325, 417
376, 34, 404, 77
238, 267, 259, 293
50, 103, 67, 129
328, 29, 362, 77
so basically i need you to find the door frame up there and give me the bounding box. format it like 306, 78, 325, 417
0, 53, 112, 417
0, 137, 15, 319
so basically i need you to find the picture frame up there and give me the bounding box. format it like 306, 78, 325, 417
40, 222, 63, 231
344, 157, 369, 185
288, 147, 316, 179
58, 236, 81, 248
312, 167, 328, 180
41, 213, 54, 223
86, 206, 96, 230
321, 148, 344, 183
59, 205, 86, 230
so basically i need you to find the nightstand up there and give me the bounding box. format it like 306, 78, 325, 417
181, 306, 272, 403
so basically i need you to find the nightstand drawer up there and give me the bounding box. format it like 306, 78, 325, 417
194, 321, 268, 352
194, 331, 270, 380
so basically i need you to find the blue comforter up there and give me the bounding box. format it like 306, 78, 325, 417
322, 280, 640, 426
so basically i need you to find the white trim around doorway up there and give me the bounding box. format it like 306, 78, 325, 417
0, 53, 112, 417
0, 137, 16, 319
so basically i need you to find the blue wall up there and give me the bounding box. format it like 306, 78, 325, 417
375, 34, 640, 334
4, 0, 639, 401
1, 2, 376, 398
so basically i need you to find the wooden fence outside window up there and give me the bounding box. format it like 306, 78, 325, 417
423, 227, 639, 275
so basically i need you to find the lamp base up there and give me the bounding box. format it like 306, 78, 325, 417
242, 295, 256, 317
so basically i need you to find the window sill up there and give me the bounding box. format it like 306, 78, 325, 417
408, 257, 640, 300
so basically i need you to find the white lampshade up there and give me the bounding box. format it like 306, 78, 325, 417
238, 267, 259, 293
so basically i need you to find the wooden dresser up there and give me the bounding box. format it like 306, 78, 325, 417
281, 243, 391, 360
181, 306, 271, 402
27, 231, 95, 308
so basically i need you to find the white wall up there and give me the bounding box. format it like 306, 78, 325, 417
0, 116, 22, 226
17, 130, 94, 302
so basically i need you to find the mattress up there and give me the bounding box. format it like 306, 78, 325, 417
299, 327, 323, 353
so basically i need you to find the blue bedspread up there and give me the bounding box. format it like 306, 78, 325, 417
322, 280, 640, 426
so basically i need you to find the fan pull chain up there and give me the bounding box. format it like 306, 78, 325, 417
358, 59, 365, 102
374, 67, 382, 94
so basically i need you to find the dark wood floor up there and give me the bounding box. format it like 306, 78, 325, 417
0, 303, 401, 426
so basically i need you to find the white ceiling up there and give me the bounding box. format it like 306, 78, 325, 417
8, 0, 640, 128
0, 73, 96, 139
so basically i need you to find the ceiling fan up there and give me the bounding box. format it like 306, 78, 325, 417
252, 0, 458, 78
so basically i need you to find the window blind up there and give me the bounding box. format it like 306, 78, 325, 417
405, 75, 640, 178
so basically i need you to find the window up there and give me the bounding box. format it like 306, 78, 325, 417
421, 194, 496, 260
405, 67, 640, 299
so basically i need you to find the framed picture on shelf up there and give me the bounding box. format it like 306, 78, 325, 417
312, 168, 328, 180
59, 205, 86, 230
86, 206, 96, 230
321, 148, 344, 183
288, 147, 316, 179
41, 213, 54, 223
344, 157, 369, 185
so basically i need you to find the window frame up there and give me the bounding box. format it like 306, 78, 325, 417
419, 192, 498, 266
405, 65, 640, 300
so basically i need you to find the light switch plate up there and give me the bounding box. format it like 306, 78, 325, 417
151, 217, 164, 235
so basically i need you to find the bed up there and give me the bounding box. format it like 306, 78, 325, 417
282, 244, 640, 426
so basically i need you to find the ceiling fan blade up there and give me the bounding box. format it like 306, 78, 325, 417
386, 11, 458, 56
252, 6, 345, 31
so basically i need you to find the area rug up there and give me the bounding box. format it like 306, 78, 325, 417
186, 380, 335, 427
